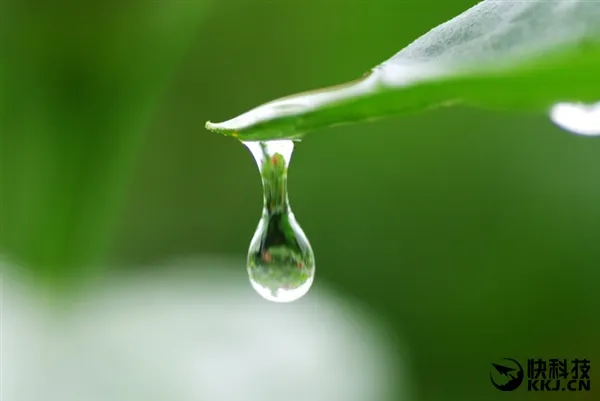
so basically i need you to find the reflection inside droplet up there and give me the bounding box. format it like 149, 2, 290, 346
243, 140, 315, 303
550, 101, 600, 136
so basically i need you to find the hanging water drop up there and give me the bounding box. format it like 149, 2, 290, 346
550, 101, 600, 136
242, 139, 315, 303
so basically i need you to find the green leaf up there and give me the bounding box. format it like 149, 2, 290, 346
206, 0, 600, 141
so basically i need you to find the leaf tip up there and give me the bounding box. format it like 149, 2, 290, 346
205, 120, 234, 136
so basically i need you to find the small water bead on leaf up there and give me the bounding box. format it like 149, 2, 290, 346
550, 101, 600, 136
243, 140, 315, 303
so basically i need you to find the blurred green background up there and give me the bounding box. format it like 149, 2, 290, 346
1, 1, 599, 400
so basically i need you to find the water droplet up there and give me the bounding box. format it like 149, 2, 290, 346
550, 101, 600, 136
242, 140, 315, 303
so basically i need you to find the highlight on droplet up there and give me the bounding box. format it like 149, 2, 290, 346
550, 101, 600, 136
